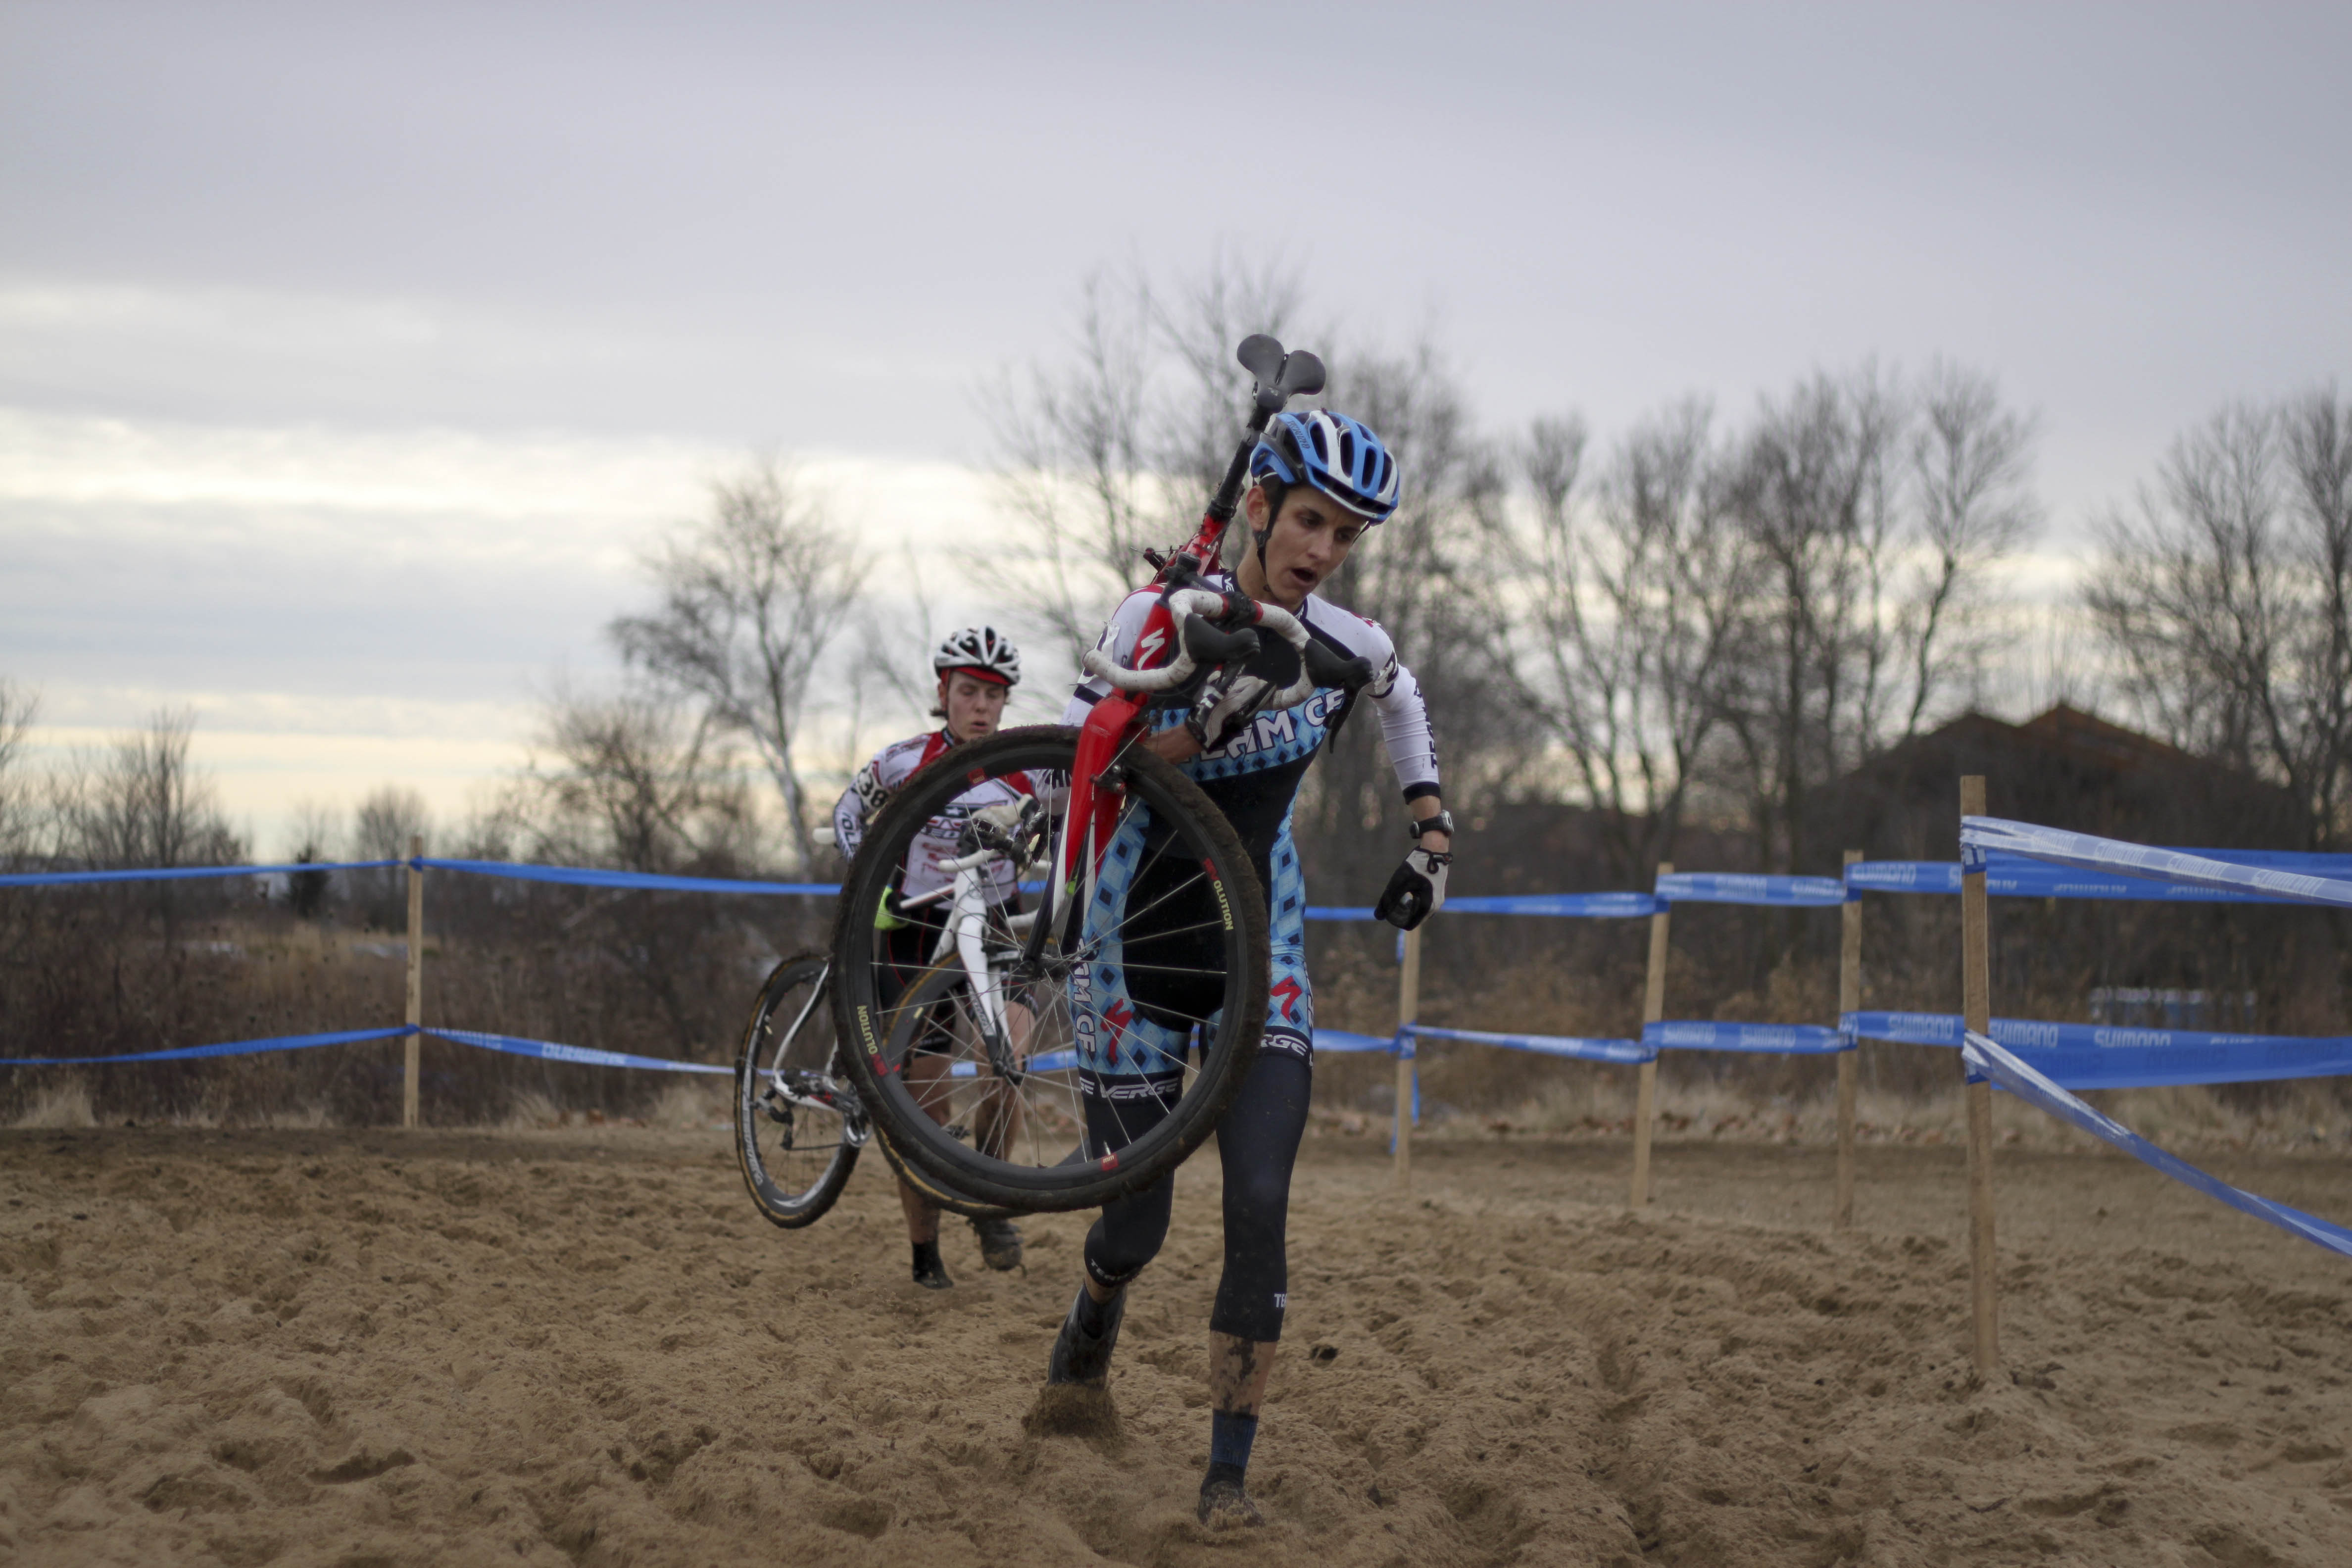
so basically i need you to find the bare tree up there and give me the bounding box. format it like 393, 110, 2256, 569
1291, 343, 1530, 897
1715, 368, 1907, 873
845, 541, 943, 763
1511, 401, 1751, 882
52, 710, 244, 946
2086, 390, 2352, 846
1900, 360, 2041, 738
353, 786, 431, 862
508, 687, 762, 1048
611, 459, 868, 869
351, 784, 431, 927
0, 679, 40, 864
978, 257, 1311, 668
66, 709, 242, 872
983, 260, 1541, 896
283, 797, 344, 920
524, 689, 756, 875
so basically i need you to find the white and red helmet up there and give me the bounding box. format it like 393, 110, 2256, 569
932, 626, 1021, 688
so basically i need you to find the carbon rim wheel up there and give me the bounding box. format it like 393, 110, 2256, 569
830, 726, 1269, 1212
735, 954, 861, 1228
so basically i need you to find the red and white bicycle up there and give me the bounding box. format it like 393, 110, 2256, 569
825, 336, 1367, 1213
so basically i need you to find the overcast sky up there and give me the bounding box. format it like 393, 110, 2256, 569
5, 1, 2348, 853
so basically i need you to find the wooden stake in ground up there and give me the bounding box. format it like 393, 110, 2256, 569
403, 833, 424, 1131
1835, 848, 1862, 1230
1630, 861, 1671, 1209
1394, 925, 1423, 1191
1960, 776, 2000, 1373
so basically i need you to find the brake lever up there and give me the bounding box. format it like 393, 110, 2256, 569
1180, 616, 1260, 667
1302, 639, 1375, 692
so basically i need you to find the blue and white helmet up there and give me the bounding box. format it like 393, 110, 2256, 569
1248, 409, 1401, 526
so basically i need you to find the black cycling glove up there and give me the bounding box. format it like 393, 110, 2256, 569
1374, 849, 1450, 931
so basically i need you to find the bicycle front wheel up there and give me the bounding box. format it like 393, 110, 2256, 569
830, 726, 1270, 1212
735, 953, 860, 1228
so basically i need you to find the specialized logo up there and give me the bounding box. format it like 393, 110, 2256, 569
1270, 976, 1303, 1021
1138, 629, 1168, 663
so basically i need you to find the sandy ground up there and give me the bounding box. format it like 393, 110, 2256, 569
3, 1122, 2350, 1568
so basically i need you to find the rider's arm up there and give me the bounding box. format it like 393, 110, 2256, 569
1364, 649, 1443, 822
834, 754, 893, 862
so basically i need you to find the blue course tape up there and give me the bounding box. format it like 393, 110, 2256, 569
943, 1033, 1409, 1075
423, 1028, 730, 1075
947, 1049, 1081, 1078
1, 1025, 412, 1067
1656, 872, 1846, 908
1850, 856, 2311, 904
419, 858, 837, 897
1304, 906, 1377, 922
1959, 819, 2352, 911
0, 859, 404, 889
1644, 1020, 1851, 1054
1842, 1011, 2352, 1090
1312, 1028, 1404, 1054
1444, 892, 1660, 918
1409, 1023, 1653, 1065
2, 1024, 732, 1077
1961, 1031, 2352, 1259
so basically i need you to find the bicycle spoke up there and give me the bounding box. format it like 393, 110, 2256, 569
1067, 916, 1233, 965
831, 729, 1267, 1209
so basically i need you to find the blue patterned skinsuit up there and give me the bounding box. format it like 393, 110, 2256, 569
1061, 571, 1439, 1342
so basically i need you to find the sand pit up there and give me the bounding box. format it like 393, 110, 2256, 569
3, 1122, 2350, 1566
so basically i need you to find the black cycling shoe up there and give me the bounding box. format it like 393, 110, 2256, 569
1045, 1284, 1126, 1387
970, 1215, 1024, 1272
911, 1240, 953, 1290
1196, 1470, 1264, 1530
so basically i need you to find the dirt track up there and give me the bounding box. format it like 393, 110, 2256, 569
3, 1124, 2350, 1567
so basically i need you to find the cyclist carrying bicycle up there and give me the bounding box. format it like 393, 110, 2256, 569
1045, 409, 1452, 1529
833, 626, 1033, 1289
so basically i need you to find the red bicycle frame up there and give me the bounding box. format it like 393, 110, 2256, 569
1045, 332, 1323, 934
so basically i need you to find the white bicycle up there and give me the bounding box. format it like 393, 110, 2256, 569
734, 806, 1079, 1226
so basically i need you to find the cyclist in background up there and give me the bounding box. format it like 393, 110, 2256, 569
833, 626, 1030, 1289
1045, 410, 1453, 1529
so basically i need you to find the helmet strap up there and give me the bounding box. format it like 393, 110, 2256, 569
1250, 478, 1290, 575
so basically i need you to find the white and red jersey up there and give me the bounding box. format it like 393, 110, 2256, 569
833, 730, 1031, 902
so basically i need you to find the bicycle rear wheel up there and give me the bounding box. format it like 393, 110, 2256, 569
735, 954, 860, 1228
830, 725, 1270, 1212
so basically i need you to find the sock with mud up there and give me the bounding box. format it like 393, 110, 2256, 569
1206, 1409, 1258, 1486
911, 1240, 951, 1289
